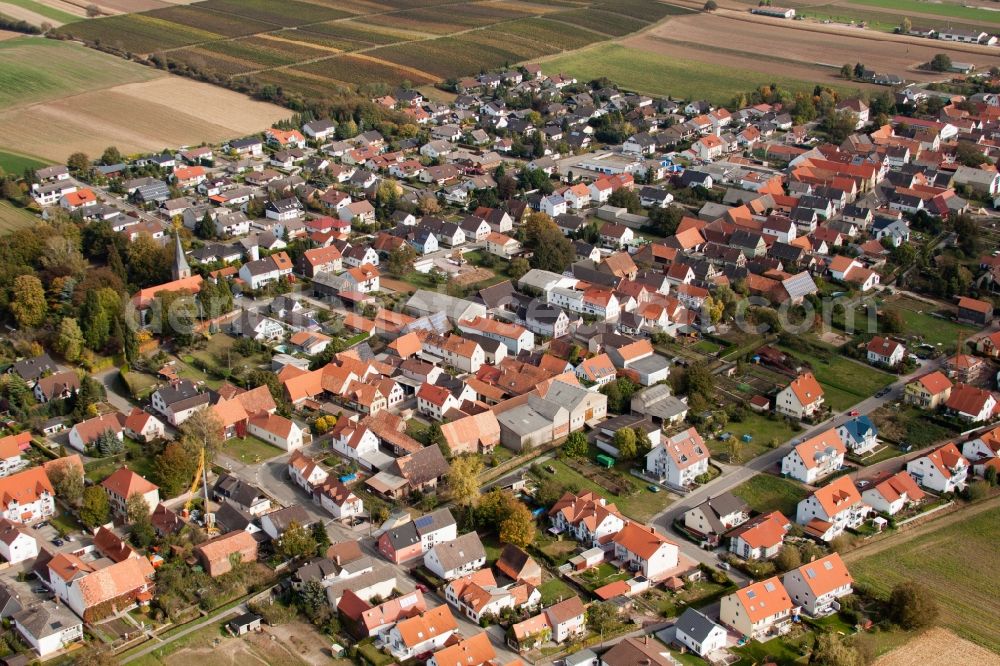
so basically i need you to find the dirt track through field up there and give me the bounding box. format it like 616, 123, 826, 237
626, 9, 1000, 82
842, 495, 1000, 563
874, 628, 1000, 666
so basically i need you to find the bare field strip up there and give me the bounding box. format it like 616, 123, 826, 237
874, 628, 1000, 666
625, 12, 1000, 84
0, 76, 287, 160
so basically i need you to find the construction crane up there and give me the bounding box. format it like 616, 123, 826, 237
183, 447, 218, 535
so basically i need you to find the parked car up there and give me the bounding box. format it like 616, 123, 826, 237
849, 410, 860, 416
33, 521, 49, 530
719, 562, 731, 571
52, 538, 64, 547
647, 484, 661, 493
415, 583, 429, 593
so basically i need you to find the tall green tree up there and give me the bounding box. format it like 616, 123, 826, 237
54, 317, 84, 362
81, 486, 110, 527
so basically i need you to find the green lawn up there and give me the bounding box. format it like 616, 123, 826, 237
732, 628, 812, 666
882, 296, 976, 350
778, 345, 894, 411
538, 574, 576, 606
531, 458, 672, 523
709, 413, 798, 462
577, 562, 630, 592
225, 435, 283, 463
849, 505, 1000, 652
849, 0, 1000, 24
84, 438, 157, 485
538, 43, 859, 105
122, 370, 160, 401
0, 200, 37, 234
733, 474, 809, 517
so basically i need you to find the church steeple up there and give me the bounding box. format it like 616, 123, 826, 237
172, 229, 191, 281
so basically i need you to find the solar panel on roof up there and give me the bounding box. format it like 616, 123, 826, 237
414, 515, 433, 528
764, 581, 776, 591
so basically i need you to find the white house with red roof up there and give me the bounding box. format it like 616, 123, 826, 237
266, 128, 306, 149
861, 470, 925, 515
123, 408, 165, 443
611, 522, 679, 581
548, 491, 626, 549
574, 353, 616, 387
0, 518, 37, 564
457, 316, 534, 354
944, 383, 998, 423
288, 450, 329, 491
776, 372, 825, 420
645, 427, 710, 488
101, 468, 159, 520
0, 467, 55, 524
866, 336, 905, 367
906, 442, 969, 493
68, 412, 125, 453
727, 511, 790, 560
796, 475, 869, 541
719, 577, 795, 640
780, 428, 846, 484
248, 413, 304, 451
781, 553, 853, 616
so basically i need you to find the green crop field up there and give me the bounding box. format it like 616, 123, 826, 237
0, 38, 162, 110
62, 13, 221, 53
1, 0, 79, 23
849, 504, 1000, 652
846, 0, 1000, 25
549, 8, 651, 36
0, 149, 48, 174
539, 43, 859, 105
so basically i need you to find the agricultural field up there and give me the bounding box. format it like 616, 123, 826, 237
0, 149, 48, 174
622, 11, 1000, 90
56, 0, 682, 98
848, 503, 1000, 652
539, 43, 858, 105
0, 38, 287, 161
0, 37, 161, 109
846, 0, 1000, 25
0, 200, 38, 234
0, 0, 80, 24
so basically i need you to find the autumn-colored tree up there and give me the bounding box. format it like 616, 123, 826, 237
178, 407, 224, 462
11, 275, 47, 328
81, 486, 110, 528
499, 502, 536, 548
447, 455, 484, 508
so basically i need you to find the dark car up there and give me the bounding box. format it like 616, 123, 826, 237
52, 538, 64, 547
415, 583, 429, 593
33, 521, 49, 530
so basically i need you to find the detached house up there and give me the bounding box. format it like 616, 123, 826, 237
782, 553, 853, 617
0, 467, 55, 525
866, 336, 905, 367
727, 511, 790, 560
424, 531, 487, 580
645, 427, 709, 488
377, 508, 457, 564
683, 492, 749, 545
387, 605, 458, 661
862, 470, 925, 515
906, 442, 968, 493
796, 475, 869, 541
548, 491, 626, 549
719, 577, 794, 641
776, 372, 824, 420
611, 521, 679, 581
904, 371, 952, 409
944, 383, 997, 423
196, 530, 258, 577
780, 428, 846, 484
836, 415, 879, 456
101, 468, 159, 519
